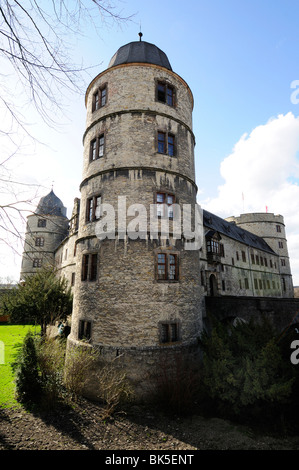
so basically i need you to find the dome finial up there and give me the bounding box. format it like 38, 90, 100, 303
138, 24, 143, 41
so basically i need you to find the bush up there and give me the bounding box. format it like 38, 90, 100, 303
63, 344, 98, 400
96, 359, 134, 417
199, 316, 297, 426
13, 331, 42, 406
36, 337, 67, 409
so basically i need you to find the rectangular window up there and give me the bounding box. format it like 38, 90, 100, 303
254, 278, 258, 289
207, 239, 224, 256
244, 278, 249, 289
157, 131, 175, 156
256, 255, 259, 265
236, 251, 239, 261
157, 253, 178, 281
78, 320, 91, 341
160, 322, 179, 343
281, 259, 286, 266
86, 195, 101, 222
71, 272, 75, 286
251, 253, 255, 264
156, 192, 175, 218
81, 253, 98, 282
242, 251, 246, 262
259, 279, 262, 289
222, 280, 226, 291
90, 134, 105, 161
35, 237, 44, 247
157, 81, 175, 106
37, 219, 46, 227
278, 241, 283, 248
276, 225, 281, 233
92, 85, 107, 111
33, 258, 42, 268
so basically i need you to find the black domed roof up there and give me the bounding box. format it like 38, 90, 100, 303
108, 41, 172, 71
36, 190, 67, 217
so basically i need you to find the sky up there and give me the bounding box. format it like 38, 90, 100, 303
1, 0, 299, 285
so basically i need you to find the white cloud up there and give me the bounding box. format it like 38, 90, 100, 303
201, 112, 299, 285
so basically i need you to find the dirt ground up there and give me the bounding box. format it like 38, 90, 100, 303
1, 398, 299, 451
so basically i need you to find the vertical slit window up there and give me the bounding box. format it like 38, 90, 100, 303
158, 132, 166, 154
157, 253, 166, 280
81, 254, 89, 281
168, 134, 175, 156
90, 254, 98, 281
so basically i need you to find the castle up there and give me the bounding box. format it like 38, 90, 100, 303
20, 38, 296, 398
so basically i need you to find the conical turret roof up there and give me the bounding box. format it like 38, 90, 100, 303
35, 190, 67, 217
108, 40, 172, 71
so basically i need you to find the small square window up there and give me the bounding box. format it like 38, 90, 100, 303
160, 322, 179, 343
33, 258, 42, 268
35, 237, 44, 247
37, 219, 46, 227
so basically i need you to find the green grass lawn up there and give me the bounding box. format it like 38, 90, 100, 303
0, 324, 40, 408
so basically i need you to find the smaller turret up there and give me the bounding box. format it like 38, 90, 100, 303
20, 190, 69, 279
225, 213, 294, 297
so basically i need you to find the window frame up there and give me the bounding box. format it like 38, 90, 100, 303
156, 252, 179, 282
159, 321, 180, 344
92, 84, 107, 112
157, 130, 176, 156
37, 218, 46, 228
89, 133, 105, 161
86, 194, 101, 222
33, 258, 42, 268
155, 192, 175, 218
156, 81, 175, 107
81, 253, 98, 282
35, 237, 44, 247
78, 320, 92, 341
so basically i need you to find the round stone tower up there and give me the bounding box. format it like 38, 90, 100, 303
67, 38, 202, 399
20, 190, 68, 279
226, 212, 294, 297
